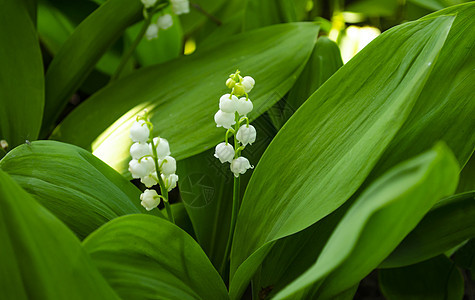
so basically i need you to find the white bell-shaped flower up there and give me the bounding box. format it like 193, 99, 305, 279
159, 155, 176, 175
214, 142, 234, 163
219, 94, 238, 113
162, 173, 179, 191
141, 0, 157, 8
214, 110, 236, 129
241, 76, 255, 93
145, 24, 159, 40
157, 14, 173, 30
129, 157, 155, 179
236, 97, 253, 116
130, 142, 151, 160
140, 189, 160, 211
171, 0, 190, 14
141, 172, 158, 188
230, 157, 254, 177
236, 125, 256, 146
130, 120, 150, 143
150, 137, 171, 159
233, 83, 245, 96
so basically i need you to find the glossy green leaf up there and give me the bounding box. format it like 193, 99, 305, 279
379, 256, 464, 300
83, 214, 229, 300
43, 0, 143, 134
230, 14, 455, 299
0, 0, 44, 151
0, 141, 161, 239
457, 152, 475, 193
51, 23, 320, 175
381, 191, 475, 268
0, 170, 119, 299
274, 143, 459, 299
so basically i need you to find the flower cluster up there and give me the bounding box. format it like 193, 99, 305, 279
214, 70, 256, 177
129, 111, 178, 211
142, 0, 190, 40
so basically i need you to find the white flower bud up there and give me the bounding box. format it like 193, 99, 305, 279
214, 142, 234, 163
214, 110, 236, 129
230, 157, 253, 177
159, 155, 176, 175
236, 125, 256, 146
226, 78, 236, 89
241, 76, 255, 93
149, 137, 171, 159
141, 172, 158, 188
236, 97, 253, 116
171, 0, 189, 15
140, 189, 160, 211
219, 94, 238, 113
130, 142, 151, 160
130, 120, 150, 143
141, 0, 157, 8
145, 24, 159, 40
233, 83, 245, 96
157, 14, 173, 30
162, 173, 179, 191
0, 139, 8, 150
129, 157, 155, 179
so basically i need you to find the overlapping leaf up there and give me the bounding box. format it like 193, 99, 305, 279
0, 170, 119, 299
0, 141, 160, 239
83, 214, 229, 300
229, 14, 455, 299
274, 143, 459, 299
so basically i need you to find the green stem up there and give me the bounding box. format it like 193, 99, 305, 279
150, 138, 175, 223
219, 114, 241, 277
110, 17, 151, 82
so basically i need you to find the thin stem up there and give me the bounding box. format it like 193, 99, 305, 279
219, 113, 241, 277
150, 138, 175, 223
110, 17, 151, 82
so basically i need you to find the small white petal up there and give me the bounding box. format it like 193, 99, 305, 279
157, 14, 173, 30
236, 125, 256, 146
130, 120, 150, 143
219, 94, 238, 113
236, 97, 253, 116
159, 155, 176, 175
130, 142, 151, 160
214, 110, 236, 129
140, 189, 160, 211
149, 137, 171, 159
128, 157, 155, 179
241, 76, 255, 93
214, 142, 234, 163
161, 173, 179, 191
171, 0, 189, 14
141, 0, 157, 8
141, 172, 158, 188
145, 24, 159, 40
230, 157, 253, 177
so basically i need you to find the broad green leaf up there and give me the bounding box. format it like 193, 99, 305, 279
453, 239, 475, 280
42, 0, 143, 135
0, 170, 119, 299
345, 0, 399, 17
243, 0, 307, 31
274, 143, 459, 299
229, 14, 455, 299
179, 0, 227, 35
83, 214, 229, 300
177, 115, 276, 270
51, 23, 320, 175
381, 191, 475, 268
0, 0, 44, 151
166, 202, 194, 237
457, 152, 475, 193
379, 256, 464, 300
0, 141, 160, 239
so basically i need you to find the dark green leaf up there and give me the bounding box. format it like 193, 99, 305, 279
83, 214, 229, 300
381, 191, 475, 268
0, 170, 119, 299
0, 141, 161, 239
0, 0, 44, 150
379, 256, 464, 300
